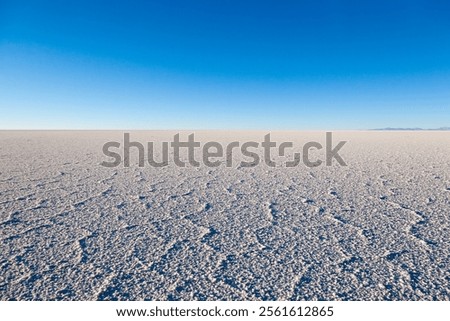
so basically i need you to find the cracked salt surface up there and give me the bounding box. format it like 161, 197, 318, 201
0, 131, 449, 300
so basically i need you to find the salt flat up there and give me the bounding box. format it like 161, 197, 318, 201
0, 131, 449, 300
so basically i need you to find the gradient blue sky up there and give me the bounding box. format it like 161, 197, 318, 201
1, 1, 449, 129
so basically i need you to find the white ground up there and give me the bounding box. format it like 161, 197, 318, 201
0, 131, 449, 300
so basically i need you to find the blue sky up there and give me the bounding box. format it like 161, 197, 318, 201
1, 1, 449, 129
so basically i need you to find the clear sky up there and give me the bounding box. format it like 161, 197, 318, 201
1, 1, 449, 129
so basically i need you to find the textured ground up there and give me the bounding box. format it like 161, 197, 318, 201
0, 131, 449, 300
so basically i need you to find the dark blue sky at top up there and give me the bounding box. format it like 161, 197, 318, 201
1, 1, 449, 129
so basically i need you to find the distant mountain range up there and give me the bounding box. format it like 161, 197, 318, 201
372, 127, 450, 131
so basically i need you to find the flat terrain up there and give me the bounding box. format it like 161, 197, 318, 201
0, 131, 449, 300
